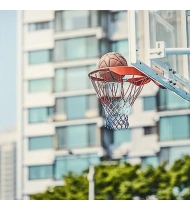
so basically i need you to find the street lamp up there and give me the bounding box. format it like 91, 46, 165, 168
87, 164, 95, 200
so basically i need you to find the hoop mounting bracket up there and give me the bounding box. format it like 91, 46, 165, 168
149, 41, 190, 59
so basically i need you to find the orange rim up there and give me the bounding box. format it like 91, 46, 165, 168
88, 66, 166, 88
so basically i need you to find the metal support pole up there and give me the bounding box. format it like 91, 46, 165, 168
166, 48, 190, 54
87, 165, 94, 200
128, 10, 137, 65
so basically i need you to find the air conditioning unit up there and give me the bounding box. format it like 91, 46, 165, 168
47, 113, 67, 122
54, 113, 67, 121
85, 109, 99, 118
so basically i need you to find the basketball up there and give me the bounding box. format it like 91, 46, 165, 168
98, 52, 128, 82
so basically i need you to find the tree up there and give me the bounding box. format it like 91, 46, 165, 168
30, 156, 190, 200
30, 172, 88, 200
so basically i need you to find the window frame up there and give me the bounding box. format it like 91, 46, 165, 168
54, 36, 99, 62
55, 10, 100, 32
54, 65, 95, 92
56, 123, 98, 149
28, 107, 54, 124
159, 115, 190, 141
143, 96, 157, 111
28, 135, 53, 151
28, 78, 53, 93
29, 165, 53, 180
29, 49, 53, 65
55, 94, 98, 120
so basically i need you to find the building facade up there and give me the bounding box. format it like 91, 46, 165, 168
17, 10, 190, 200
0, 127, 17, 200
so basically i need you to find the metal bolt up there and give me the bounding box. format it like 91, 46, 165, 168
169, 79, 173, 83
173, 70, 176, 74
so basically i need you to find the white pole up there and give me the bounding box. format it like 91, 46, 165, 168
166, 48, 190, 54
87, 165, 94, 200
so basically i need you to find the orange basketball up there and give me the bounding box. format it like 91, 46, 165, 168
98, 52, 128, 82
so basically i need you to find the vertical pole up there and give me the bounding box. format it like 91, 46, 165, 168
144, 10, 151, 67
181, 10, 189, 81
88, 165, 94, 200
128, 10, 137, 65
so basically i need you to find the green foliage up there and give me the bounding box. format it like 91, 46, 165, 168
30, 156, 190, 200
30, 172, 88, 200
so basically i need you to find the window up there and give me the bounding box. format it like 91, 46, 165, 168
54, 65, 95, 92
29, 136, 53, 150
56, 124, 97, 149
29, 165, 53, 180
144, 126, 157, 135
54, 154, 100, 180
141, 156, 159, 168
111, 40, 128, 55
159, 115, 190, 141
111, 11, 126, 21
29, 50, 52, 65
143, 96, 156, 111
114, 129, 131, 145
55, 11, 99, 32
159, 146, 190, 165
158, 89, 190, 111
29, 78, 52, 93
29, 21, 53, 31
29, 107, 53, 123
55, 95, 98, 120
54, 37, 98, 61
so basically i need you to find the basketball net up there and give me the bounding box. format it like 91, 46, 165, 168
89, 70, 148, 130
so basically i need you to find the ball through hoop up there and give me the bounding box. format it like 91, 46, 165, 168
88, 66, 154, 130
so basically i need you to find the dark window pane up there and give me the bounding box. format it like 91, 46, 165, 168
29, 50, 51, 65
54, 40, 65, 62
66, 96, 87, 119
29, 78, 52, 93
89, 124, 97, 146
55, 98, 65, 114
144, 126, 157, 135
29, 136, 53, 150
65, 37, 86, 60
56, 124, 97, 149
29, 165, 53, 180
142, 156, 158, 168
158, 89, 190, 111
54, 37, 98, 61
143, 96, 156, 111
54, 154, 100, 180
55, 68, 65, 92
29, 108, 47, 123
54, 157, 67, 180
159, 147, 169, 164
57, 127, 66, 149
170, 146, 190, 164
66, 125, 88, 149
66, 66, 88, 91
114, 129, 131, 145
55, 11, 62, 32
111, 40, 128, 55
63, 11, 89, 30
159, 115, 190, 141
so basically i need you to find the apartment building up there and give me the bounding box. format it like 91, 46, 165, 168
17, 10, 190, 200
0, 127, 16, 200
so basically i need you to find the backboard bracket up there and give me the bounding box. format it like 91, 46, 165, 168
128, 10, 190, 103
131, 60, 190, 102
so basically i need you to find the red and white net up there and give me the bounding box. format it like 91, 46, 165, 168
89, 69, 149, 130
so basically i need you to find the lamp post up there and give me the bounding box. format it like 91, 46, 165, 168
87, 164, 95, 200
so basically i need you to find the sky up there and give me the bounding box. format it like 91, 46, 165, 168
0, 10, 17, 130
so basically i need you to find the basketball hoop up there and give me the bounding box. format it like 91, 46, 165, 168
88, 66, 157, 130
